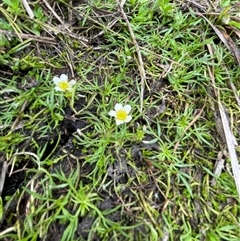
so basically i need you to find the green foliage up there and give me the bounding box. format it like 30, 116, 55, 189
158, 0, 173, 14
3, 0, 22, 15
1, 0, 240, 240
0, 132, 25, 152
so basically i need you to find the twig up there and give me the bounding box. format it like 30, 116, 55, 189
228, 80, 240, 108
92, 18, 120, 39
0, 161, 7, 196
207, 44, 240, 199
21, 0, 34, 19
211, 152, 225, 186
0, 30, 56, 44
42, 0, 64, 24
199, 14, 240, 66
115, 0, 146, 112
218, 100, 240, 199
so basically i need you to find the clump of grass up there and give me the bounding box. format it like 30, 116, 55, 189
0, 0, 240, 240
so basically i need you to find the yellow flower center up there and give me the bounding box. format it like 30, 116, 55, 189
116, 110, 127, 121
59, 81, 69, 91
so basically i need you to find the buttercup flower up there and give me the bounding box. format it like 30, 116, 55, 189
53, 74, 76, 92
109, 103, 132, 125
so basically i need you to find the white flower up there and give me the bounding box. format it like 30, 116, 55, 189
109, 103, 132, 125
53, 74, 76, 92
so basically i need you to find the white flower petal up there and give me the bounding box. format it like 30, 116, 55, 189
55, 86, 64, 91
125, 115, 132, 123
115, 103, 123, 111
53, 76, 60, 84
116, 119, 124, 125
108, 110, 116, 117
60, 74, 68, 81
69, 79, 76, 86
123, 105, 131, 114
